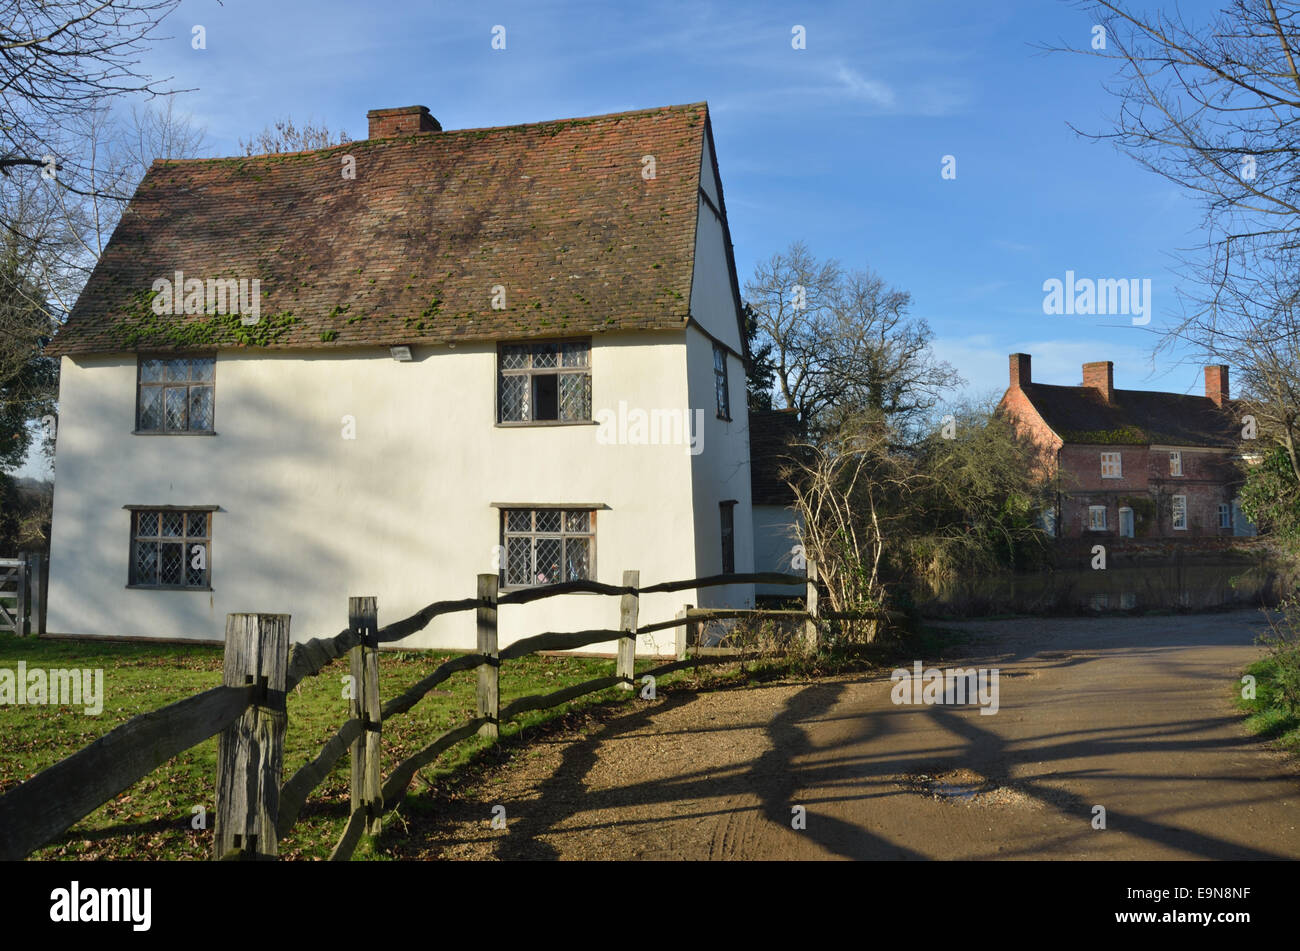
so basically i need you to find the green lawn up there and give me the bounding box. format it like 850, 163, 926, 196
1235, 655, 1300, 756
0, 632, 701, 860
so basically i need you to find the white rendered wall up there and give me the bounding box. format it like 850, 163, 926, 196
47, 333, 713, 654
753, 505, 803, 597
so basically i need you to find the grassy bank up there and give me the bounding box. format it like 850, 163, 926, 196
1235, 656, 1300, 756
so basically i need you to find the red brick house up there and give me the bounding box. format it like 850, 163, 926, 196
998, 353, 1254, 540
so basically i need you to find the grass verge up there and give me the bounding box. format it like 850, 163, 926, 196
1235, 656, 1300, 756
0, 623, 962, 860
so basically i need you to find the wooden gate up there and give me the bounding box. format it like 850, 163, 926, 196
0, 554, 43, 636
0, 557, 26, 635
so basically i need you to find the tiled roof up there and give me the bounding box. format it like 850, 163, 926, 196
46, 103, 710, 356
1019, 382, 1240, 448
750, 409, 803, 505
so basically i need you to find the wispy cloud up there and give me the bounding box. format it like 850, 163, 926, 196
833, 65, 896, 108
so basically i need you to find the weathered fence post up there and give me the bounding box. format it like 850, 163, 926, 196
675, 604, 694, 660
214, 613, 290, 860
803, 559, 820, 651
15, 552, 28, 637
477, 574, 499, 739
618, 570, 639, 689
349, 596, 382, 836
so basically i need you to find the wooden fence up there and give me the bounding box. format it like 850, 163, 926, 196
0, 553, 45, 637
0, 565, 878, 862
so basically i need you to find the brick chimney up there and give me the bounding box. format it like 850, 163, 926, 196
367, 106, 441, 139
1009, 353, 1031, 388
1205, 365, 1229, 406
1083, 360, 1114, 402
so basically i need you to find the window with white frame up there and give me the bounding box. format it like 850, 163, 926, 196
1218, 503, 1231, 529
1169, 451, 1182, 476
1088, 505, 1107, 531
501, 508, 594, 587
1172, 495, 1187, 530
129, 508, 211, 588
713, 343, 730, 420
1100, 452, 1122, 479
498, 340, 591, 423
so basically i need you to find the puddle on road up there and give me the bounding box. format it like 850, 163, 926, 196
902, 768, 1040, 809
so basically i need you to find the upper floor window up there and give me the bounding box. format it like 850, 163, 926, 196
1100, 452, 1122, 479
129, 508, 211, 589
501, 508, 594, 587
1169, 451, 1183, 476
498, 340, 591, 424
1172, 495, 1188, 530
137, 356, 215, 433
713, 344, 730, 420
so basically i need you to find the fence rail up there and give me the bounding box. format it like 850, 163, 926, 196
0, 563, 887, 861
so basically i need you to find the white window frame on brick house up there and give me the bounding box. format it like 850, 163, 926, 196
1088, 505, 1108, 531
1100, 452, 1122, 479
1218, 503, 1231, 529
1172, 495, 1188, 530
1169, 451, 1182, 476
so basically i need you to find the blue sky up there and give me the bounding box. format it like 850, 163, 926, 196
20, 0, 1227, 476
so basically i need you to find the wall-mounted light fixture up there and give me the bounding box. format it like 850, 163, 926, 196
390, 345, 412, 362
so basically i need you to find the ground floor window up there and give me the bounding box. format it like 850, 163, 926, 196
720, 501, 736, 574
1172, 495, 1188, 530
128, 508, 212, 588
1218, 503, 1231, 529
1088, 505, 1107, 531
502, 508, 594, 587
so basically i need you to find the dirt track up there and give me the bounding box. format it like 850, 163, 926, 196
404, 610, 1300, 860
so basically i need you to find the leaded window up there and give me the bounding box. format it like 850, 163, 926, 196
138, 356, 215, 433
502, 508, 594, 587
130, 509, 211, 588
713, 343, 730, 420
498, 340, 591, 423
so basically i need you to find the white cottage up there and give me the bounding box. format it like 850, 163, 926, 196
43, 102, 756, 655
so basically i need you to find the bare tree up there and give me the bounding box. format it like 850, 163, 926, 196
0, 1, 182, 177
1057, 1, 1300, 478
745, 241, 960, 434
786, 413, 920, 642
744, 241, 841, 422
239, 116, 351, 156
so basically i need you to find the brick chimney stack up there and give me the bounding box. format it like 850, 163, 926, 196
367, 106, 441, 139
1009, 353, 1031, 388
1083, 361, 1114, 402
1205, 365, 1229, 406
